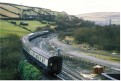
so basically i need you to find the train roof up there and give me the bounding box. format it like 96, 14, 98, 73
22, 32, 55, 59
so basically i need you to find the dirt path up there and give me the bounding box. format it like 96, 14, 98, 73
50, 37, 120, 69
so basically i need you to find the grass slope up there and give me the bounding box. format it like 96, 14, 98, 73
0, 4, 20, 14
0, 9, 19, 18
9, 20, 47, 31
0, 19, 47, 79
0, 20, 30, 37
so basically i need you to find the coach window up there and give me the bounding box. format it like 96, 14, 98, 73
30, 50, 33, 55
43, 59, 45, 62
33, 52, 37, 58
42, 58, 43, 62
42, 58, 45, 63
32, 51, 34, 56
37, 55, 39, 60
36, 54, 38, 59
42, 58, 44, 63
39, 56, 41, 61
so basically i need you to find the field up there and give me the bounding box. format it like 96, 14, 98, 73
0, 20, 30, 36
0, 20, 48, 36
0, 20, 47, 79
73, 45, 120, 62
8, 20, 48, 31
0, 9, 19, 18
62, 36, 120, 63
83, 51, 120, 62
0, 4, 20, 14
15, 5, 29, 10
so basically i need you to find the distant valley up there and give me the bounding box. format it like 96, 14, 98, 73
76, 12, 120, 25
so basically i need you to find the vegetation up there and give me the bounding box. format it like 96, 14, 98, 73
0, 20, 30, 36
35, 24, 56, 33
0, 3, 120, 80
84, 52, 120, 62
0, 8, 19, 18
0, 20, 45, 79
0, 34, 23, 79
74, 25, 120, 52
56, 16, 120, 53
18, 60, 42, 80
9, 20, 48, 31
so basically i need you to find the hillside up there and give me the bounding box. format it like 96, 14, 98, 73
76, 12, 120, 25
0, 2, 61, 19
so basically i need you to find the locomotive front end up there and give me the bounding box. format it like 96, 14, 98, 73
47, 56, 62, 75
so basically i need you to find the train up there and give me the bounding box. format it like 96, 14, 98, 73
21, 31, 62, 75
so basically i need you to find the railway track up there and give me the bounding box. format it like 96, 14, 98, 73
62, 67, 82, 80
55, 67, 83, 80
25, 32, 119, 80
42, 67, 83, 80
30, 34, 83, 80
39, 70, 62, 80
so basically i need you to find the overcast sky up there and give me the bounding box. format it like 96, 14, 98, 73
0, 0, 120, 15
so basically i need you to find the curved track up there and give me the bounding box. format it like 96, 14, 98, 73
22, 32, 119, 80
30, 33, 83, 80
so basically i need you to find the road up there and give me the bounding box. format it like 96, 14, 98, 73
49, 37, 120, 69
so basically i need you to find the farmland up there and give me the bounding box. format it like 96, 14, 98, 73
0, 20, 48, 36
0, 4, 20, 14
0, 20, 29, 36
8, 20, 48, 31
0, 9, 19, 18
0, 19, 48, 79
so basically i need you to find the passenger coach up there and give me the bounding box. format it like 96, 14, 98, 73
21, 31, 62, 75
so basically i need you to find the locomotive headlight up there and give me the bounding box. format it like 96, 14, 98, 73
50, 63, 52, 66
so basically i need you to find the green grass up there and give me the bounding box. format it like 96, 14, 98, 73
0, 20, 30, 37
0, 20, 48, 37
8, 20, 48, 31
84, 52, 120, 62
75, 47, 120, 62
68, 40, 120, 63
0, 19, 47, 79
70, 43, 120, 63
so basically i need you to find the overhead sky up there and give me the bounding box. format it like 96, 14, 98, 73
0, 0, 120, 15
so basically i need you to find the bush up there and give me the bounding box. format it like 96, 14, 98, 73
18, 60, 42, 80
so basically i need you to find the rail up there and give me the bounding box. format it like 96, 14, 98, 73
22, 32, 119, 80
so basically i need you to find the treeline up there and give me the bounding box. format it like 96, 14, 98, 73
73, 25, 120, 52
54, 14, 120, 52
55, 14, 95, 31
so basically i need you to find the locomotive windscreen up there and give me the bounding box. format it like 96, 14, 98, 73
52, 59, 59, 72
48, 56, 62, 74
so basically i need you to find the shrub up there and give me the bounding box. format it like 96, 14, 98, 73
18, 60, 42, 80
